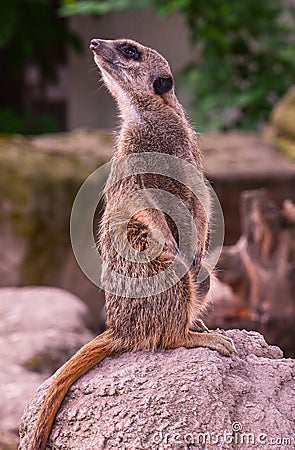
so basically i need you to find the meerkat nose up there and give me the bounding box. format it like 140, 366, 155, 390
90, 39, 100, 51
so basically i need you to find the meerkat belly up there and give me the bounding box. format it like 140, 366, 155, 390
105, 278, 192, 350
99, 173, 205, 349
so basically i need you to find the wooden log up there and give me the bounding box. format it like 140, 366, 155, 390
211, 189, 295, 355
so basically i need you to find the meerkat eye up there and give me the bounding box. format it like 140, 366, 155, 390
118, 44, 140, 60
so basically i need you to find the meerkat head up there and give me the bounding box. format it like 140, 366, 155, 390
90, 38, 176, 121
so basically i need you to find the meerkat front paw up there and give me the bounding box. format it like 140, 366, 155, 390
206, 333, 236, 356
183, 331, 236, 357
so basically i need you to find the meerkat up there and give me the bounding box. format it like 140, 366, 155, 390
28, 39, 235, 450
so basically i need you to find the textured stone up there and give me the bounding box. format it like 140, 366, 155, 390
20, 329, 294, 450
0, 287, 93, 439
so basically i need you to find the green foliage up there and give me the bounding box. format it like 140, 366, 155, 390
0, 108, 60, 135
60, 0, 295, 130
0, 0, 80, 134
59, 0, 147, 16
163, 0, 295, 130
0, 0, 80, 78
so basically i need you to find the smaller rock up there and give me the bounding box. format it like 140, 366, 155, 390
0, 287, 93, 439
0, 430, 19, 450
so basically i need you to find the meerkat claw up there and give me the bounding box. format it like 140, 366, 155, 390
191, 319, 210, 333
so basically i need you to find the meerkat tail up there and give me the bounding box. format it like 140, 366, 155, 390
29, 329, 119, 450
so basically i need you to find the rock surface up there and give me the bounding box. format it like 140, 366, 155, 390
20, 330, 294, 450
0, 287, 93, 441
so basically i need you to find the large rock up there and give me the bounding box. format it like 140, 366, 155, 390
19, 330, 294, 450
0, 286, 93, 445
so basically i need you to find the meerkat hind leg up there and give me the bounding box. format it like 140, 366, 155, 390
181, 330, 236, 356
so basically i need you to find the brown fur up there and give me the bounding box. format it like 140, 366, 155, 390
29, 39, 235, 450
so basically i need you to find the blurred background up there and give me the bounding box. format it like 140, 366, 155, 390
0, 1, 295, 447
1, 0, 295, 133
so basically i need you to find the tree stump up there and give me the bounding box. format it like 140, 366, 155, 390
210, 189, 295, 356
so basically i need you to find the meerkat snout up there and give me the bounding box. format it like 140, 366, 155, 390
90, 39, 100, 50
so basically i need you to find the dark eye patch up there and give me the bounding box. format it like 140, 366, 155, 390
117, 43, 140, 60
153, 76, 174, 95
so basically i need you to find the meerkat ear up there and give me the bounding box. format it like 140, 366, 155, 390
153, 76, 173, 95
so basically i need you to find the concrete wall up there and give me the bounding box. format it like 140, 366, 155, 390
66, 10, 192, 130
